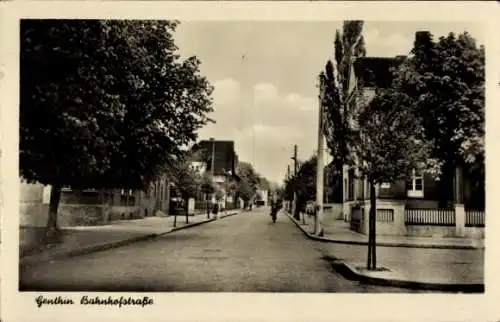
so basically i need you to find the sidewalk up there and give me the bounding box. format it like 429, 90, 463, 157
297, 212, 484, 249
20, 210, 240, 266
286, 212, 484, 292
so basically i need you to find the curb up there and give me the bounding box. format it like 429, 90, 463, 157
163, 217, 216, 235
219, 211, 240, 219
329, 260, 484, 293
20, 211, 241, 266
285, 212, 483, 250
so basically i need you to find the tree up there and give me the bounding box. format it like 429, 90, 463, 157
235, 162, 260, 205
392, 31, 485, 206
295, 155, 318, 212
257, 176, 270, 191
320, 21, 367, 224
20, 20, 214, 238
283, 177, 295, 208
322, 21, 367, 174
355, 89, 431, 270
165, 153, 204, 225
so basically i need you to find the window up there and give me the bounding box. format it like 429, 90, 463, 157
348, 169, 355, 201
380, 182, 391, 189
407, 169, 424, 198
344, 178, 348, 200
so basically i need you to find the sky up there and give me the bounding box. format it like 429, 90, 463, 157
173, 21, 485, 184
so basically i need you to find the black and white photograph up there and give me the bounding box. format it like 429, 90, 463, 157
1, 2, 499, 322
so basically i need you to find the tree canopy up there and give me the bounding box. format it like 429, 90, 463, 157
392, 31, 485, 174
281, 154, 327, 209
391, 30, 484, 205
165, 153, 203, 200
295, 155, 318, 203
236, 162, 258, 202
20, 20, 214, 191
356, 89, 431, 184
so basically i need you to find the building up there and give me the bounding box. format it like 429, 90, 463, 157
329, 53, 484, 238
191, 139, 239, 177
191, 139, 241, 209
19, 180, 168, 230
255, 189, 269, 206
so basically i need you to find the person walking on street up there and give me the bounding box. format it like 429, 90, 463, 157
270, 200, 280, 223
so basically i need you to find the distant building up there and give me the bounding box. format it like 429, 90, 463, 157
191, 139, 239, 177
256, 189, 268, 206
191, 139, 241, 209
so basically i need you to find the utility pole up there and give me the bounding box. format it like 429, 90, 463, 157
315, 74, 325, 236
209, 138, 216, 218
293, 145, 298, 175
291, 144, 299, 220
210, 138, 215, 176
285, 164, 291, 212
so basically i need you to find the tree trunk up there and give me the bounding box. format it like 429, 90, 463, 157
370, 181, 377, 270
367, 181, 377, 270
185, 196, 189, 224
293, 192, 300, 220
206, 193, 210, 219
439, 161, 455, 208
46, 185, 62, 242
173, 208, 178, 228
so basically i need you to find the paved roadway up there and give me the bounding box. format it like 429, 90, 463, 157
20, 207, 431, 292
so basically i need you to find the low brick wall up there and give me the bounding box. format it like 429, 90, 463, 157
58, 204, 106, 226
107, 205, 141, 222
375, 221, 400, 236
20, 201, 141, 228
464, 227, 485, 239
406, 225, 456, 238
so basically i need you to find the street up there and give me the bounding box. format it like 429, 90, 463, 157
20, 208, 431, 292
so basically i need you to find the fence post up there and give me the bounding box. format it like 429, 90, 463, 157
393, 202, 406, 235
455, 204, 465, 237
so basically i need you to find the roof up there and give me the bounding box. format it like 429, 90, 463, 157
191, 140, 238, 176
354, 56, 406, 88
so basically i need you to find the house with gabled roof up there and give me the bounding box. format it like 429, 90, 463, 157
329, 53, 484, 239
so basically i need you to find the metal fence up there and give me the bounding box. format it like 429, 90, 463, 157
376, 209, 394, 222
465, 209, 485, 227
404, 208, 455, 226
